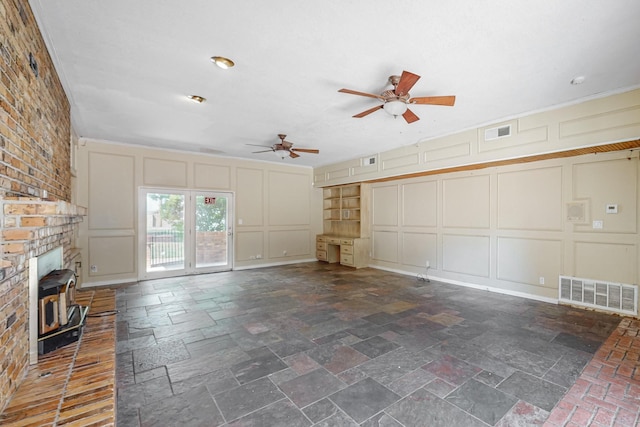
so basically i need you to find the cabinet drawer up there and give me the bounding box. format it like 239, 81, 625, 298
316, 242, 327, 251
340, 239, 353, 246
340, 254, 354, 266
328, 238, 340, 245
316, 250, 327, 261
317, 235, 327, 243
340, 245, 354, 255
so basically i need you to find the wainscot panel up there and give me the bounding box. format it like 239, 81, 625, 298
143, 158, 188, 187
442, 234, 490, 277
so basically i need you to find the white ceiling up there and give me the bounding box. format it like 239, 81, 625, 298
30, 0, 640, 168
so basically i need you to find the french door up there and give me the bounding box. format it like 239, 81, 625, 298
139, 188, 233, 280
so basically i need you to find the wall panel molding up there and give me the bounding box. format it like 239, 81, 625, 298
143, 157, 188, 187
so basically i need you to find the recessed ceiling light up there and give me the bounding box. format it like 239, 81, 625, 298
570, 76, 586, 85
188, 95, 206, 103
211, 56, 235, 69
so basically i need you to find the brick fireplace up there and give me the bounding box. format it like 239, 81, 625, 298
0, 197, 85, 411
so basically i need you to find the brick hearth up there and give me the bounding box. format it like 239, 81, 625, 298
0, 288, 116, 426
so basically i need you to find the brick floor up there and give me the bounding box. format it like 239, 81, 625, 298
0, 289, 117, 427
544, 318, 640, 427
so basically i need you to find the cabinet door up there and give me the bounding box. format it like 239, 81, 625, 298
340, 254, 354, 266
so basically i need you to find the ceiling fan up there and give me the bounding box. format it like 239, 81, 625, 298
248, 134, 320, 159
338, 70, 456, 124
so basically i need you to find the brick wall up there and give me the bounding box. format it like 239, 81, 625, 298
196, 231, 228, 264
0, 0, 76, 412
1, 0, 71, 200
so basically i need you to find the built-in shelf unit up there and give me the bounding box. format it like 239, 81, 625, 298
317, 183, 370, 268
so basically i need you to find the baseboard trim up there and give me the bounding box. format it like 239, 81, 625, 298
234, 258, 318, 271
371, 264, 558, 305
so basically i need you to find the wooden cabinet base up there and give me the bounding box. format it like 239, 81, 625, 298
316, 235, 369, 268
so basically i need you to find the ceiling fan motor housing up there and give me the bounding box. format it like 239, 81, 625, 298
382, 89, 409, 103
388, 75, 401, 86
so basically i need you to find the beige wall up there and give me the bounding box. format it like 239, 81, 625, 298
368, 150, 639, 303
75, 139, 322, 287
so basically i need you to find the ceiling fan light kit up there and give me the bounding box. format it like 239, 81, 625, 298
274, 149, 289, 159
383, 99, 408, 117
339, 70, 456, 124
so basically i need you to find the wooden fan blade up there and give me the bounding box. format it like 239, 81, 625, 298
252, 149, 274, 153
395, 71, 420, 96
339, 88, 384, 100
289, 151, 300, 158
246, 144, 273, 148
353, 105, 383, 118
410, 95, 456, 106
403, 108, 420, 124
291, 148, 319, 154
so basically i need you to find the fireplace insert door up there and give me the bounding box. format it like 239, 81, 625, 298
139, 189, 233, 280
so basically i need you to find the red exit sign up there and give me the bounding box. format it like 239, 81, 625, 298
204, 197, 216, 205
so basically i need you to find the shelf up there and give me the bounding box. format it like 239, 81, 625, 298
322, 183, 369, 239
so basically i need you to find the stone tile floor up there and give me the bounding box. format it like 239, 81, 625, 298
115, 263, 631, 426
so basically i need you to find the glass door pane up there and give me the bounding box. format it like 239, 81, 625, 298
145, 192, 185, 274
194, 193, 232, 271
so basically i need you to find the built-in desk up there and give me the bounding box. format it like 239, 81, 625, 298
316, 235, 369, 268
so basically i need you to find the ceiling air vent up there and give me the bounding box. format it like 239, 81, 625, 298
485, 124, 511, 141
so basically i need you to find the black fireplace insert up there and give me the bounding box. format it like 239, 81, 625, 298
37, 269, 88, 354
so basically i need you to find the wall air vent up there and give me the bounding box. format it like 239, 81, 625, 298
363, 156, 376, 166
559, 276, 637, 316
485, 124, 511, 141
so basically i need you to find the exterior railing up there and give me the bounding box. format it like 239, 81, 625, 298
147, 229, 184, 267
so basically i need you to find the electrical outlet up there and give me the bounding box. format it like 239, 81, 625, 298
539, 276, 545, 285
256, 254, 262, 259
283, 250, 287, 256
425, 260, 430, 268
90, 265, 98, 273
592, 220, 603, 229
